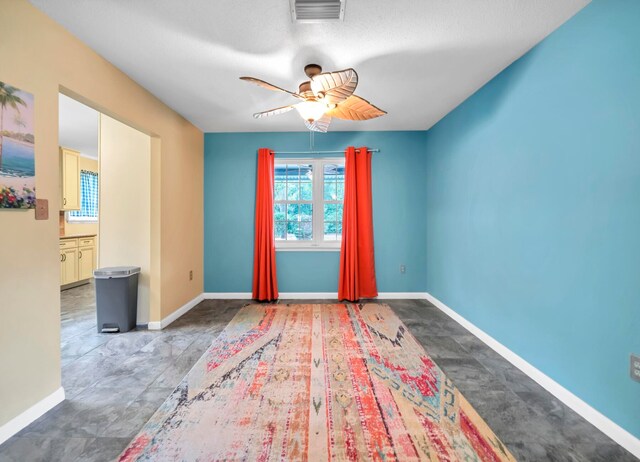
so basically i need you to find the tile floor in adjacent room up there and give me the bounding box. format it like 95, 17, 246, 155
0, 284, 635, 461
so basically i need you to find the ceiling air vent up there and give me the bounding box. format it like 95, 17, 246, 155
291, 0, 346, 22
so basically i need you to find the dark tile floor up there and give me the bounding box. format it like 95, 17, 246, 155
0, 286, 635, 461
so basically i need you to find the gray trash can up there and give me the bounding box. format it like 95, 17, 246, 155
94, 266, 141, 333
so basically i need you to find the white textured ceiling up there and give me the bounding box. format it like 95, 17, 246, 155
59, 93, 99, 159
33, 0, 588, 132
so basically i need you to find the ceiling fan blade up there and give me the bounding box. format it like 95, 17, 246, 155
326, 95, 386, 121
240, 76, 303, 99
253, 105, 295, 119
310, 68, 358, 105
304, 114, 332, 133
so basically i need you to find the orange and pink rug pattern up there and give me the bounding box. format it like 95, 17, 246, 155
119, 303, 516, 461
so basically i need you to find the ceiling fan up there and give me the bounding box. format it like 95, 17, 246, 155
240, 64, 387, 132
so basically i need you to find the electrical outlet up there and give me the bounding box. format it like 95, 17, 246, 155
631, 354, 640, 383
400, 264, 406, 274
189, 270, 193, 281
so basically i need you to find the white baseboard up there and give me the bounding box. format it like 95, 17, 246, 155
202, 292, 429, 300
377, 292, 430, 299
424, 292, 640, 459
148, 294, 205, 330
0, 387, 65, 446
280, 292, 337, 299
202, 292, 253, 299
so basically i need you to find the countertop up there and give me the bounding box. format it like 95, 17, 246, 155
60, 233, 97, 239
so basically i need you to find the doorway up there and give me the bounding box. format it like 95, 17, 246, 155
58, 94, 101, 359
58, 92, 152, 367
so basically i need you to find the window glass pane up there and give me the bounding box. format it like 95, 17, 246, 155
335, 164, 344, 201
324, 222, 338, 240
275, 222, 286, 240
324, 203, 337, 223
300, 203, 312, 220
323, 164, 335, 200
274, 182, 286, 201
275, 164, 287, 180
322, 165, 344, 240
300, 221, 313, 240
324, 163, 338, 177
324, 181, 336, 201
274, 204, 286, 221
287, 182, 299, 201
286, 164, 298, 200
287, 204, 299, 221
300, 181, 312, 201
286, 164, 300, 179
300, 164, 313, 181
287, 221, 299, 239
324, 221, 333, 235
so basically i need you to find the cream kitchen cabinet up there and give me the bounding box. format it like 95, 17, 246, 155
60, 147, 81, 211
78, 244, 96, 281
60, 236, 97, 287
60, 247, 78, 285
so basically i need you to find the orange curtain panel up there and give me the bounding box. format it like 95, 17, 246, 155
338, 146, 378, 301
252, 148, 279, 301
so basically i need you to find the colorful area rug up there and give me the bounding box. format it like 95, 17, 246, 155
119, 303, 516, 461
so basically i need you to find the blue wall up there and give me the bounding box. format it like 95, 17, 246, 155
204, 131, 427, 293
425, 0, 640, 438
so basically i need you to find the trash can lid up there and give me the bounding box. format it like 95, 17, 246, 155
94, 266, 141, 278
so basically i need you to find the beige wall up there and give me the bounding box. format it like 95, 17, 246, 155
99, 115, 151, 323
0, 0, 204, 429
62, 155, 99, 238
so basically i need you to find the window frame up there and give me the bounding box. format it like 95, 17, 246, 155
67, 169, 99, 224
274, 157, 344, 252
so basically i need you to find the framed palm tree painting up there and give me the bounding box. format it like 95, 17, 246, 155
0, 81, 36, 209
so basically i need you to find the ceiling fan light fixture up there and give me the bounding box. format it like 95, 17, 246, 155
295, 100, 327, 122
240, 64, 386, 132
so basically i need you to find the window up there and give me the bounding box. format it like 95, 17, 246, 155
68, 170, 99, 222
274, 158, 344, 250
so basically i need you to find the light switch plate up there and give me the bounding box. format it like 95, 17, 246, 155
35, 199, 49, 220
631, 354, 640, 383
